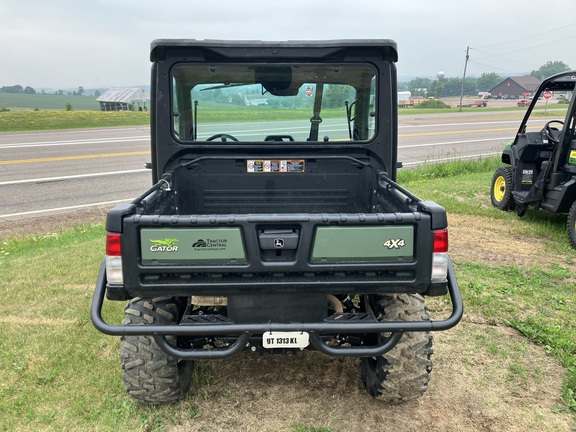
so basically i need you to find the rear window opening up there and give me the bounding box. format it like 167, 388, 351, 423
171, 63, 377, 144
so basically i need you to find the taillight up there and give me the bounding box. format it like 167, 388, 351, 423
105, 232, 123, 285
433, 228, 448, 253
106, 233, 122, 256
432, 228, 448, 282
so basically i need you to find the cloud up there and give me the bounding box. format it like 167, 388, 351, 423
0, 0, 574, 88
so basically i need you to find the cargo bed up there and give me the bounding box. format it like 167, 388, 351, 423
104, 159, 448, 300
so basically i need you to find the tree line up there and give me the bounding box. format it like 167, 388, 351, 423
0, 85, 91, 96
0, 85, 37, 94
399, 61, 571, 98
1, 61, 569, 100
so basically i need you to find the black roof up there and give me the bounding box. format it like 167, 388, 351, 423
150, 39, 398, 62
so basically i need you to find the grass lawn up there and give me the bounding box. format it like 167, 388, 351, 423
0, 110, 150, 131
0, 159, 575, 430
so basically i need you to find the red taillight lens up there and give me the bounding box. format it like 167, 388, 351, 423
433, 229, 448, 253
106, 232, 122, 256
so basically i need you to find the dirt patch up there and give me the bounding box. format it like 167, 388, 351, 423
0, 207, 108, 240
448, 213, 569, 270
3, 211, 575, 431
170, 317, 571, 431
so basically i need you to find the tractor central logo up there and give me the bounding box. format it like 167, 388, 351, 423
192, 239, 207, 248
149, 238, 180, 252
384, 238, 406, 249
193, 238, 228, 251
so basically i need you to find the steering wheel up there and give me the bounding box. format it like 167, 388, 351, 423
206, 133, 239, 142
544, 120, 564, 144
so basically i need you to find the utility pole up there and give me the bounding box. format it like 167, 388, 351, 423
458, 46, 470, 112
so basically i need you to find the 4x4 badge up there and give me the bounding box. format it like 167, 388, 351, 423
384, 238, 406, 249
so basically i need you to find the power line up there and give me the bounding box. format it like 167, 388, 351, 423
468, 32, 576, 75
467, 59, 518, 73
473, 33, 576, 59
470, 50, 538, 69
475, 22, 576, 49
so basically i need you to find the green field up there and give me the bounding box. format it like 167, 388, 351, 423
0, 106, 525, 133
0, 110, 150, 131
0, 93, 541, 134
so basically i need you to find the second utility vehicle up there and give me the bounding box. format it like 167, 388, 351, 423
491, 71, 576, 248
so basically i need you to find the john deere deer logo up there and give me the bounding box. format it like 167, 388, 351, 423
149, 238, 180, 252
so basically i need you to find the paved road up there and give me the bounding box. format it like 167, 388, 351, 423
0, 112, 545, 219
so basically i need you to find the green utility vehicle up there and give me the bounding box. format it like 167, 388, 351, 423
491, 71, 576, 248
91, 39, 462, 404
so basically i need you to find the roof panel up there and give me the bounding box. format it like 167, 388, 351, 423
96, 87, 150, 103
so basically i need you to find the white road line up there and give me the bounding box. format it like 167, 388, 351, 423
0, 169, 148, 186
399, 136, 510, 149
0, 127, 149, 138
0, 136, 149, 149
0, 150, 505, 216
0, 119, 538, 148
397, 119, 543, 129
1, 151, 502, 217
403, 152, 501, 166
0, 199, 134, 219
0, 135, 507, 185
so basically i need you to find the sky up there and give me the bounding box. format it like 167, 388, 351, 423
1, 0, 575, 90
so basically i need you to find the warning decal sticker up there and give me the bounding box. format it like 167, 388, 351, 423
569, 149, 576, 165
246, 160, 305, 173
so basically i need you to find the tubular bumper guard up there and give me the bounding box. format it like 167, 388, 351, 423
91, 259, 463, 360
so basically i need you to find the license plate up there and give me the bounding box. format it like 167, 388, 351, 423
262, 331, 310, 349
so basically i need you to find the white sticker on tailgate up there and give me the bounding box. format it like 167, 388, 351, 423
262, 331, 310, 349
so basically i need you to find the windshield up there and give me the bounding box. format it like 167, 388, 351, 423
171, 63, 377, 143
522, 73, 575, 139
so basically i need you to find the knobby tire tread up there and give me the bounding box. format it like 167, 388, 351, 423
120, 297, 193, 404
361, 294, 433, 403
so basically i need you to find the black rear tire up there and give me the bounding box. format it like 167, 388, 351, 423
568, 201, 576, 250
361, 294, 433, 403
491, 166, 514, 210
120, 297, 193, 404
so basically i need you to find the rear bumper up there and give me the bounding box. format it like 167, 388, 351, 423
91, 258, 463, 359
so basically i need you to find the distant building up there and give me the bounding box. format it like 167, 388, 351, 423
489, 76, 541, 98
96, 87, 150, 111
243, 93, 268, 106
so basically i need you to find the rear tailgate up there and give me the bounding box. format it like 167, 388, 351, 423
113, 211, 437, 299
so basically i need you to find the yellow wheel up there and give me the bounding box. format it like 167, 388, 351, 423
493, 175, 507, 202
491, 167, 513, 210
